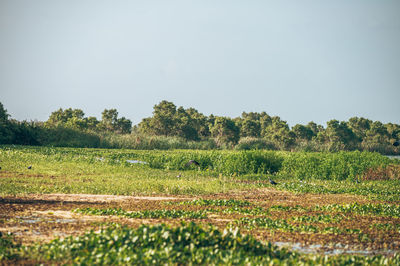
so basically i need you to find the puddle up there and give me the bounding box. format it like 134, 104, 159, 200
16, 216, 42, 224
273, 241, 397, 255
16, 216, 77, 224
126, 160, 147, 164
274, 241, 322, 254
54, 218, 77, 223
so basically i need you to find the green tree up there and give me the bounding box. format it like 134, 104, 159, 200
362, 121, 391, 152
322, 120, 358, 151
186, 107, 210, 138
292, 124, 315, 141
347, 117, 371, 141
0, 102, 13, 143
98, 109, 131, 134
210, 116, 240, 147
306, 121, 323, 137
99, 109, 119, 131
259, 112, 272, 136
173, 107, 198, 140
85, 116, 100, 131
385, 123, 400, 143
45, 108, 86, 130
263, 117, 295, 150
152, 101, 177, 136
115, 117, 132, 134
240, 119, 261, 137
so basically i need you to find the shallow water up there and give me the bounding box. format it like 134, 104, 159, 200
126, 159, 147, 164
385, 155, 400, 160
16, 216, 77, 224
273, 241, 396, 255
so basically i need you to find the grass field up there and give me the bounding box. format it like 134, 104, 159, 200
1, 146, 400, 264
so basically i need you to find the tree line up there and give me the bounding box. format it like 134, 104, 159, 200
0, 101, 399, 154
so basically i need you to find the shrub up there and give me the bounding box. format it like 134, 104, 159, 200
281, 151, 393, 180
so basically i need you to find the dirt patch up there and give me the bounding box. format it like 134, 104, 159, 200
1, 193, 188, 204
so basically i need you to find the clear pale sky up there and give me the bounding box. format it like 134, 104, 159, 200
1, 0, 399, 127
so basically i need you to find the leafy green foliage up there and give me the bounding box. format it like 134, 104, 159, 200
281, 151, 393, 180
210, 116, 240, 147
74, 208, 207, 219
27, 222, 295, 265
169, 199, 252, 207
269, 205, 308, 212
218, 206, 270, 216
314, 203, 400, 218
0, 233, 21, 260
3, 223, 400, 265
290, 214, 345, 224
371, 223, 400, 232
1, 146, 399, 198
140, 149, 284, 175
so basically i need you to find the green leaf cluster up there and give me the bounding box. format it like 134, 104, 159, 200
74, 208, 207, 219
28, 222, 295, 265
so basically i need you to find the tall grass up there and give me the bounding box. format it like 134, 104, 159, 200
99, 134, 217, 150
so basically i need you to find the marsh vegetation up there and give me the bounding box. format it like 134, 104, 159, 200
0, 146, 399, 264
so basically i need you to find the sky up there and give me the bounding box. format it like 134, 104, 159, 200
1, 0, 399, 127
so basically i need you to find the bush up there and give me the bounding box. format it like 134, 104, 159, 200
281, 151, 393, 181
30, 222, 294, 265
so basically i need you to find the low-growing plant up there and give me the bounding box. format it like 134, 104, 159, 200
235, 217, 318, 233
314, 203, 400, 218
371, 223, 400, 232
74, 207, 207, 219
169, 199, 252, 207
0, 233, 21, 261
269, 205, 308, 212
2, 222, 400, 265
26, 222, 296, 265
291, 214, 345, 224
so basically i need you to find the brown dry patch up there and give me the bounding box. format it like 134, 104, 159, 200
362, 164, 400, 181
210, 188, 372, 207
0, 171, 48, 179
0, 193, 188, 204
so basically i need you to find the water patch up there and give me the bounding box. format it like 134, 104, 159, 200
273, 241, 397, 255
126, 160, 147, 164
385, 155, 400, 160
16, 216, 42, 224
16, 216, 76, 224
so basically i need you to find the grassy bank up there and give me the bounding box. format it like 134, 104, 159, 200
0, 146, 399, 200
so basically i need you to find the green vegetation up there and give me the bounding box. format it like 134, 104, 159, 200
270, 203, 400, 218
1, 144, 399, 264
2, 223, 399, 265
371, 223, 400, 232
0, 233, 21, 261
314, 203, 400, 218
3, 223, 294, 265
218, 206, 270, 215
74, 208, 207, 219
235, 216, 370, 238
1, 146, 399, 200
281, 151, 393, 180
1, 100, 400, 154
169, 199, 252, 207
290, 214, 345, 224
